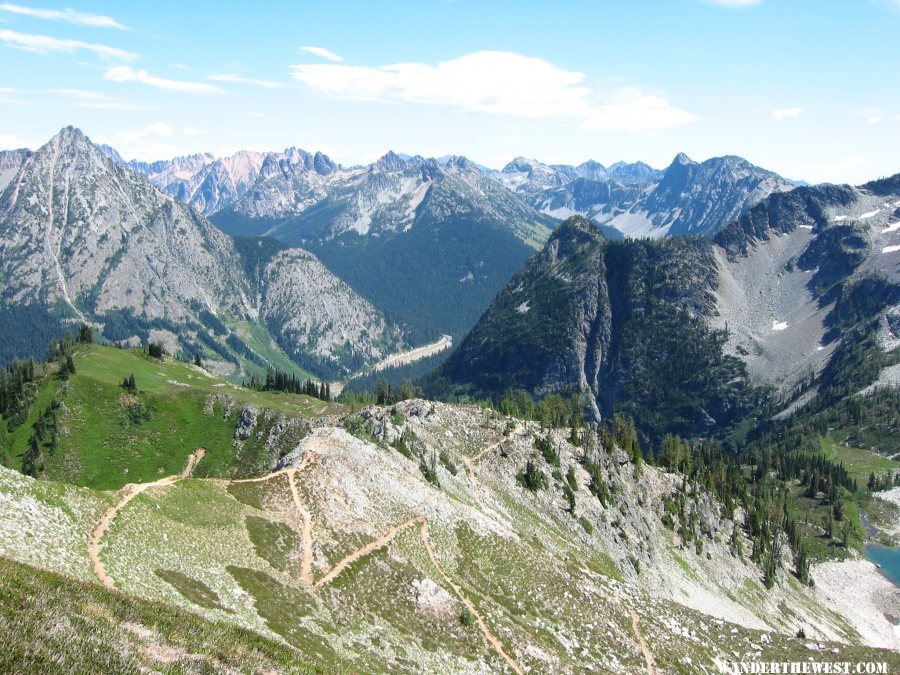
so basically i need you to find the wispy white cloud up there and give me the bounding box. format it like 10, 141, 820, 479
780, 154, 867, 185
702, 0, 762, 7
867, 115, 881, 124
104, 66, 223, 95
0, 132, 25, 149
49, 87, 142, 109
0, 85, 25, 103
0, 3, 125, 29
0, 28, 136, 59
874, 0, 900, 13
290, 50, 696, 133
96, 123, 208, 161
299, 45, 343, 62
772, 106, 804, 120
208, 73, 286, 89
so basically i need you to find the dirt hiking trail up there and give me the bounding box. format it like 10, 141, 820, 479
629, 605, 658, 675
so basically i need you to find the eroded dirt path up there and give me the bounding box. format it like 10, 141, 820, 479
419, 520, 523, 675
311, 512, 523, 673
628, 605, 658, 675
90, 449, 209, 589
462, 424, 525, 478
180, 447, 205, 479
286, 468, 314, 584
89, 476, 178, 590
314, 515, 426, 587
221, 452, 318, 485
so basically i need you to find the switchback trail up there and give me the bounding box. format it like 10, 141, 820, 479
286, 468, 314, 584
628, 605, 658, 675
419, 519, 523, 674
314, 516, 425, 587
462, 423, 525, 477
88, 439, 524, 671
89, 476, 178, 590
89, 449, 207, 589
313, 514, 523, 674
220, 452, 318, 484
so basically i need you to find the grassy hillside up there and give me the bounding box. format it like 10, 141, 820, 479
0, 556, 316, 674
0, 344, 343, 490
1, 398, 898, 671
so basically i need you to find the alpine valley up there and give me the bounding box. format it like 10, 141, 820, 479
2, 125, 900, 674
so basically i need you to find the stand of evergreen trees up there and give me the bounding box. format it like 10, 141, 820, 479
0, 358, 37, 432
337, 379, 423, 409
245, 367, 331, 401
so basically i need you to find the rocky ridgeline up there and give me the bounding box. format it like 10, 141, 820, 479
492, 153, 794, 238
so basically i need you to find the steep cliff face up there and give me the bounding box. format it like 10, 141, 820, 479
440, 173, 900, 439
435, 217, 611, 417
251, 246, 405, 379
0, 148, 31, 192
437, 216, 758, 440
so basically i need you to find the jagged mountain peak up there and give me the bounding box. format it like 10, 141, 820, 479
552, 214, 602, 239
312, 150, 336, 175
502, 156, 548, 174
373, 150, 408, 172
52, 125, 89, 145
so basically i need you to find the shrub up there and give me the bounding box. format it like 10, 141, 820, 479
518, 460, 547, 491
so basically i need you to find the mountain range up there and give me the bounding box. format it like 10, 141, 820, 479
0, 127, 404, 380
493, 153, 794, 238
2, 125, 900, 671
84, 137, 792, 344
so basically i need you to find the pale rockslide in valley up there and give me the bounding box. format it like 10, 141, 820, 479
2, 125, 900, 673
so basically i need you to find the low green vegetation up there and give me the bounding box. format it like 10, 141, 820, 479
0, 343, 341, 490
155, 568, 231, 612
0, 556, 312, 674
246, 515, 301, 574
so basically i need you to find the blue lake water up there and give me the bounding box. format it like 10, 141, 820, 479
863, 545, 900, 588
860, 508, 900, 587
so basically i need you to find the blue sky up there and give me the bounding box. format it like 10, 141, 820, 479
1, 0, 898, 183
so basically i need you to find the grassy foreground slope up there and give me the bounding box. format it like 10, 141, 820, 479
0, 345, 343, 490
0, 556, 315, 674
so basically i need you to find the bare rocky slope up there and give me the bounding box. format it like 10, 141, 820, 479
0, 127, 404, 379
0, 390, 896, 672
